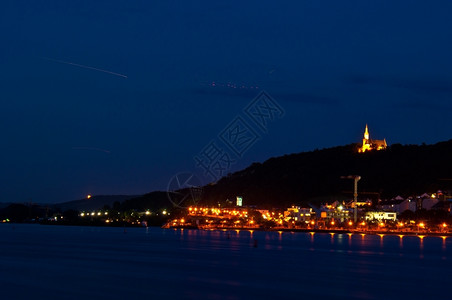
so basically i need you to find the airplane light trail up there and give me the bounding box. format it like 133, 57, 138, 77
40, 57, 128, 78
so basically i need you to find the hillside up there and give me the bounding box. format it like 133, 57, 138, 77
55, 195, 138, 211
199, 140, 452, 208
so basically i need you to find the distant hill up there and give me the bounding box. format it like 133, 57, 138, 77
55, 195, 139, 211
50, 140, 452, 212
199, 140, 452, 208
120, 191, 174, 211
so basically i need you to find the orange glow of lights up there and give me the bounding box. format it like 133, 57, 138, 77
348, 221, 353, 226
442, 223, 448, 228
379, 222, 384, 227
419, 222, 425, 228
87, 194, 92, 199
310, 220, 315, 225
331, 221, 335, 225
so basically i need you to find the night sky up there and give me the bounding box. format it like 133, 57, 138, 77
1, 1, 451, 203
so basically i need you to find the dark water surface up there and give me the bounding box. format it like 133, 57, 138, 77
1, 224, 450, 299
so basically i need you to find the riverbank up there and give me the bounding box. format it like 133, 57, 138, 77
165, 225, 452, 237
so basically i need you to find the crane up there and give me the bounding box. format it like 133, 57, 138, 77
340, 175, 361, 223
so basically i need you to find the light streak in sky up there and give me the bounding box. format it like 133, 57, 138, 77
40, 57, 128, 79
72, 147, 111, 154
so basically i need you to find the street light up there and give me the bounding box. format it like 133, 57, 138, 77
418, 222, 425, 233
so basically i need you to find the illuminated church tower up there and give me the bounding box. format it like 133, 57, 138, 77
358, 124, 387, 153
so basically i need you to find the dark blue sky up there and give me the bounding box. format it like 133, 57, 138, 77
1, 1, 451, 203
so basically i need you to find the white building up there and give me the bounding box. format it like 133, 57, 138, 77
365, 211, 397, 221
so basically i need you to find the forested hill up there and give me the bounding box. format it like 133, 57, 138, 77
200, 140, 452, 208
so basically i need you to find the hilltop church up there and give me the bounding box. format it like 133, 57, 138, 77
358, 125, 387, 153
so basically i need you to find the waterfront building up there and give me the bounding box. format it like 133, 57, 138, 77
284, 206, 313, 222
365, 211, 397, 221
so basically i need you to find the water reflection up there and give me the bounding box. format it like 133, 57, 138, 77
2, 224, 452, 299
175, 229, 450, 259
378, 234, 384, 248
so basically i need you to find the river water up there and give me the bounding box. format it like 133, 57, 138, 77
0, 224, 450, 299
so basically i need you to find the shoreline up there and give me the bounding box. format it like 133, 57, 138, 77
167, 225, 452, 237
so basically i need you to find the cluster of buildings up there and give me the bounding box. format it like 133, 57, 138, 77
377, 192, 451, 214
166, 188, 452, 231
